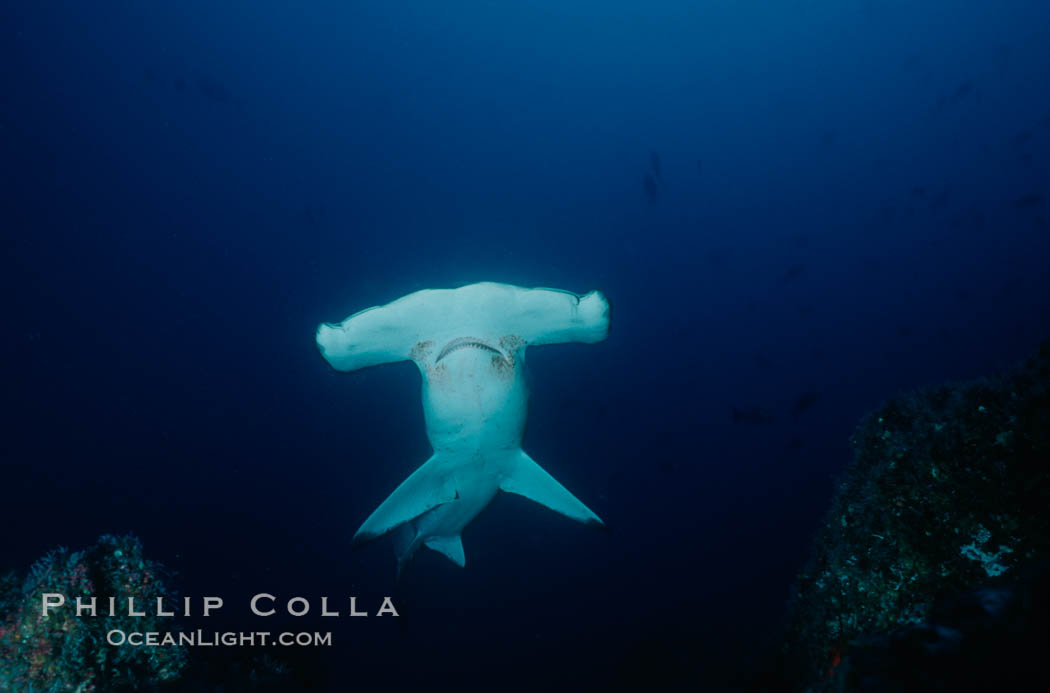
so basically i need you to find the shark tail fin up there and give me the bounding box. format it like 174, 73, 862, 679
353, 454, 458, 546
500, 451, 604, 527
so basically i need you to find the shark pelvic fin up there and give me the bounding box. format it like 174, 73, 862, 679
501, 451, 604, 527
353, 455, 458, 546
391, 525, 466, 578
424, 535, 466, 567
392, 524, 417, 581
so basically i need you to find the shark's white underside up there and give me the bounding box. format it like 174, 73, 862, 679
316, 282, 610, 575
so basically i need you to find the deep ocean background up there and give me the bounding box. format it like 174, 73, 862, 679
3, 1, 1049, 690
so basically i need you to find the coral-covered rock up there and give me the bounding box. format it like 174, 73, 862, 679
782, 340, 1050, 690
0, 534, 187, 691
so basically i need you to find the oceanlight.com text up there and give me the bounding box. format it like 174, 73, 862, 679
107, 629, 333, 647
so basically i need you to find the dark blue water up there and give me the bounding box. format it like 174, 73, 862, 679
3, 1, 1049, 690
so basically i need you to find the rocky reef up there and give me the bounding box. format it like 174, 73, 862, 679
0, 534, 187, 691
782, 340, 1050, 691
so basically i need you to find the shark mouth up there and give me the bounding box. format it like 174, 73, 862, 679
435, 337, 510, 365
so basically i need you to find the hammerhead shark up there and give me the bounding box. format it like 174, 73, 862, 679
316, 282, 610, 575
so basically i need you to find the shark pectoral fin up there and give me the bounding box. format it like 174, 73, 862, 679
423, 535, 466, 568
353, 455, 458, 546
500, 451, 604, 527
